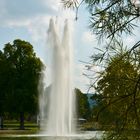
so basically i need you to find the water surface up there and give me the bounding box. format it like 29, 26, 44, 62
0, 131, 102, 140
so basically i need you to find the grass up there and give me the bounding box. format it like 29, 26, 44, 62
0, 121, 39, 135
0, 129, 38, 135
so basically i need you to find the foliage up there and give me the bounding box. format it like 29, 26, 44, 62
75, 88, 91, 119
62, 0, 140, 40
92, 50, 140, 138
61, 0, 140, 59
61, 0, 79, 9
91, 93, 120, 129
0, 39, 43, 129
0, 51, 6, 114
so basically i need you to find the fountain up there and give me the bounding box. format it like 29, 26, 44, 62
39, 18, 76, 136
0, 18, 102, 140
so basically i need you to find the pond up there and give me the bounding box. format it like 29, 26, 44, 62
0, 131, 102, 140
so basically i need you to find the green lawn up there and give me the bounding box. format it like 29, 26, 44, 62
0, 121, 39, 135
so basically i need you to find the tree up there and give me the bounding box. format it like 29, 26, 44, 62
75, 88, 91, 120
90, 93, 120, 130
1, 39, 43, 129
94, 52, 140, 139
0, 50, 7, 129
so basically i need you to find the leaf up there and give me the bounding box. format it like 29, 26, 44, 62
61, 0, 79, 9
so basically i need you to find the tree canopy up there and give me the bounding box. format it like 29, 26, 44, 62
0, 39, 43, 129
94, 51, 140, 139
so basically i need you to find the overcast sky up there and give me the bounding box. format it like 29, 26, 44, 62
0, 0, 140, 92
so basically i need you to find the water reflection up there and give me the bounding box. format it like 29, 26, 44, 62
0, 137, 84, 140
0, 131, 102, 140
0, 136, 99, 140
41, 137, 76, 140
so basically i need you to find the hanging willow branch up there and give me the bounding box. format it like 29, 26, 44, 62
61, 0, 85, 20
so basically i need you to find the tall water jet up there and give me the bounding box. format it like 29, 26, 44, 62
39, 19, 75, 136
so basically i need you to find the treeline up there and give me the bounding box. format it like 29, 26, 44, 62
75, 88, 92, 120
0, 39, 43, 129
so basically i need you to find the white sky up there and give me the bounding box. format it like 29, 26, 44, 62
0, 0, 139, 92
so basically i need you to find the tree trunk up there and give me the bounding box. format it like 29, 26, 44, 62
20, 112, 25, 130
0, 116, 4, 129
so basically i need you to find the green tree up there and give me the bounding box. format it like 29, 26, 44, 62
0, 50, 7, 129
1, 39, 43, 129
94, 53, 140, 139
91, 93, 120, 130
75, 88, 91, 120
